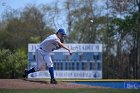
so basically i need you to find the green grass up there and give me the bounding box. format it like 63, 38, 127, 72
0, 89, 140, 93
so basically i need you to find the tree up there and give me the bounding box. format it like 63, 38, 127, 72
105, 0, 140, 78
64, 0, 101, 43
21, 4, 47, 41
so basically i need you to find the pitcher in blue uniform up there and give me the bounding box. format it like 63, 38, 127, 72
23, 28, 72, 84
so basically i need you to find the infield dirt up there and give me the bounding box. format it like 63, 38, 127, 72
0, 79, 104, 89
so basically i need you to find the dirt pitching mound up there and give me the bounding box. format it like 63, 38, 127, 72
0, 79, 103, 89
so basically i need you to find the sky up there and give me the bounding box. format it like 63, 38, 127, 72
0, 0, 66, 18
0, 0, 105, 18
0, 0, 57, 14
0, 0, 67, 30
0, 0, 105, 31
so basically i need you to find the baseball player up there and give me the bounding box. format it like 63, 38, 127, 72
23, 28, 72, 84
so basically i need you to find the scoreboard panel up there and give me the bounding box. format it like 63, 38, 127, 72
28, 44, 102, 79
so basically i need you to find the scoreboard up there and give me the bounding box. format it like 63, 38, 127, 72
28, 44, 102, 79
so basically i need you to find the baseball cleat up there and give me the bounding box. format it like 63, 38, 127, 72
50, 79, 57, 84
23, 69, 28, 78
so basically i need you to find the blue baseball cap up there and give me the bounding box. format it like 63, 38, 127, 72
57, 28, 66, 35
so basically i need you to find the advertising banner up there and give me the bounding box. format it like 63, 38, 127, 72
124, 82, 140, 89
28, 71, 102, 79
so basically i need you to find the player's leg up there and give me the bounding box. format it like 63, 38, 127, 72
23, 49, 44, 78
35, 49, 46, 71
44, 53, 57, 84
23, 68, 35, 78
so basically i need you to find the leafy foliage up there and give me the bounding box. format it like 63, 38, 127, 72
0, 49, 27, 78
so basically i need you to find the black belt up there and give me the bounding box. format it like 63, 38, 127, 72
40, 47, 45, 51
39, 47, 48, 52
40, 47, 54, 51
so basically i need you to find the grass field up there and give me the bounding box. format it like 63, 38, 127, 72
0, 89, 140, 93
